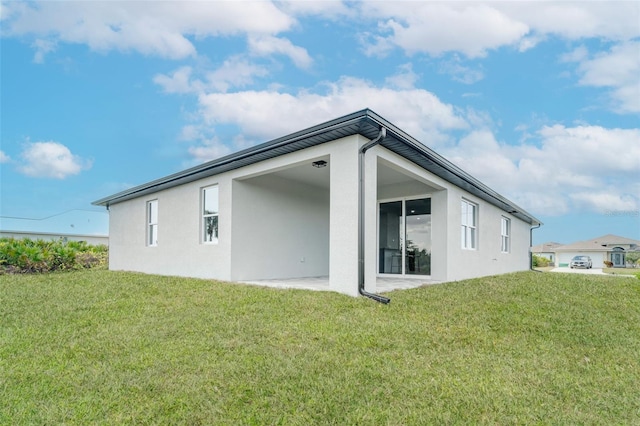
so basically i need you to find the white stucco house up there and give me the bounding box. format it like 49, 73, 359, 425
552, 234, 640, 268
93, 110, 541, 301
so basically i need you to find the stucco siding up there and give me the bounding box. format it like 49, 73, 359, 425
445, 187, 530, 281
107, 175, 232, 280
329, 136, 361, 296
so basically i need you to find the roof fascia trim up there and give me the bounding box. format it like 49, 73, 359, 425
93, 109, 372, 206
93, 108, 541, 225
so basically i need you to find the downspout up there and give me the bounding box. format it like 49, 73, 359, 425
530, 223, 542, 272
358, 127, 391, 304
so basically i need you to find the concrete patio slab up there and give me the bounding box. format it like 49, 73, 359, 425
239, 276, 441, 293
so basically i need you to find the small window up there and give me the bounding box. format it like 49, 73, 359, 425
461, 199, 477, 250
202, 186, 219, 243
501, 216, 510, 253
147, 200, 158, 246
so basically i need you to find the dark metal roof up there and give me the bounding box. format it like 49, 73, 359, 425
93, 109, 541, 225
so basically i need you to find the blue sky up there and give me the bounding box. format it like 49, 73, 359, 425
1, 1, 639, 245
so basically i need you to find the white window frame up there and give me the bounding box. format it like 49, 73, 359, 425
501, 216, 510, 253
461, 199, 477, 250
202, 185, 219, 244
147, 199, 158, 247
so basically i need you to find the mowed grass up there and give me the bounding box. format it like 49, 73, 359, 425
1, 271, 639, 425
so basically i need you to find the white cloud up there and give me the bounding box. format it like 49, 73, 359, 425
503, 2, 640, 41
18, 141, 92, 179
385, 63, 419, 89
31, 38, 56, 63
559, 45, 589, 64
206, 56, 270, 92
355, 2, 639, 109
360, 3, 530, 58
360, 2, 640, 59
0, 150, 10, 163
195, 76, 468, 144
7, 1, 639, 70
278, 1, 352, 18
575, 41, 640, 114
154, 57, 270, 94
153, 66, 199, 94
248, 35, 313, 69
178, 124, 204, 142
569, 191, 638, 213
438, 56, 484, 84
442, 125, 640, 216
186, 75, 638, 217
187, 137, 234, 164
177, 76, 469, 166
3, 1, 295, 59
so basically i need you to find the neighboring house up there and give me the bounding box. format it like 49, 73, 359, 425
0, 230, 108, 246
553, 234, 640, 268
531, 242, 562, 265
93, 109, 541, 298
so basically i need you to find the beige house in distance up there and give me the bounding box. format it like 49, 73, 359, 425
534, 234, 640, 268
530, 242, 562, 265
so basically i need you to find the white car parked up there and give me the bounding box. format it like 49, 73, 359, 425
570, 255, 593, 269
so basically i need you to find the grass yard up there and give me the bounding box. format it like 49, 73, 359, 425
1, 271, 639, 425
603, 267, 638, 276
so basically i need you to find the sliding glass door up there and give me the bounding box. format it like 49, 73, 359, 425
379, 197, 431, 276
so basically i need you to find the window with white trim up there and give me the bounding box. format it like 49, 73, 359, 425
147, 200, 158, 246
202, 185, 219, 243
501, 216, 510, 253
461, 199, 477, 250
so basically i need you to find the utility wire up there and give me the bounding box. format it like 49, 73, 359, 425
0, 209, 107, 221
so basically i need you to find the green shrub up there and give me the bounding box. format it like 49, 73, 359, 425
532, 254, 550, 267
0, 238, 108, 274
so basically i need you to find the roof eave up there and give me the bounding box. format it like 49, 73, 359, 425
93, 108, 542, 226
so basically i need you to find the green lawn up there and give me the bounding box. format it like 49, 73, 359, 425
1, 271, 639, 425
603, 267, 638, 276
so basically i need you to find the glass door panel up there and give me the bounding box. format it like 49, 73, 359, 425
379, 201, 402, 274
405, 198, 431, 275
612, 252, 624, 267
379, 198, 431, 276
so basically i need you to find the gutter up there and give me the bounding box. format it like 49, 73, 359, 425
530, 223, 542, 272
358, 127, 391, 304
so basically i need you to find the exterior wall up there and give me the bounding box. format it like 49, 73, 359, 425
0, 230, 108, 246
230, 174, 329, 281
444, 186, 530, 281
108, 174, 232, 280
